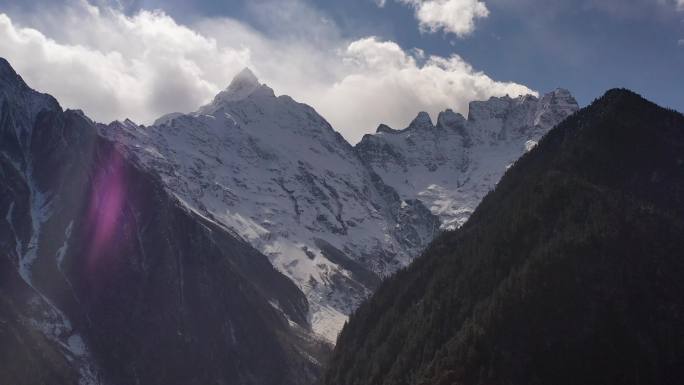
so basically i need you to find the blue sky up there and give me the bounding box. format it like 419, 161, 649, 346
0, 0, 682, 142
240, 0, 675, 106
106, 0, 684, 110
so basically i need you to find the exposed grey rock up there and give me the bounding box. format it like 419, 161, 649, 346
103, 69, 441, 342
356, 89, 579, 229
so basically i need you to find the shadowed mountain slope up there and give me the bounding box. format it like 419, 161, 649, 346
325, 89, 684, 385
0, 57, 327, 385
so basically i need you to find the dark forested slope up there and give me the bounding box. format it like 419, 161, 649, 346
325, 89, 684, 385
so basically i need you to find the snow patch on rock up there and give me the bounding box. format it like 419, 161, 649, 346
102, 72, 439, 343
356, 88, 579, 229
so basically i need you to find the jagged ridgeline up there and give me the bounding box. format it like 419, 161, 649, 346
0, 55, 577, 384
325, 90, 684, 385
101, 66, 575, 344
356, 89, 578, 229
103, 68, 442, 343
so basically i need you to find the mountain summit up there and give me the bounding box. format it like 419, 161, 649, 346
231, 67, 259, 87
0, 58, 326, 385
199, 67, 275, 113
105, 71, 577, 343
219, 67, 261, 100
103, 68, 440, 343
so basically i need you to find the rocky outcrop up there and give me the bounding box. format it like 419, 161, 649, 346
355, 89, 579, 229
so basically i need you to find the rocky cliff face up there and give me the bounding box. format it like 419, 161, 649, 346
0, 58, 327, 385
356, 89, 579, 229
102, 69, 440, 342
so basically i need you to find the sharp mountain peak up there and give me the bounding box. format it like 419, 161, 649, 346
198, 67, 276, 114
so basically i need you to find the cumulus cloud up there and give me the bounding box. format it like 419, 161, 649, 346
0, 0, 534, 143
319, 37, 535, 142
0, 3, 249, 124
398, 0, 490, 37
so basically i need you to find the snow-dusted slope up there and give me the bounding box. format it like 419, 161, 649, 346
1, 59, 330, 384
356, 89, 579, 229
102, 69, 439, 342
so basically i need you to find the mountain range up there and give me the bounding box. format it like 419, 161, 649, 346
100, 67, 577, 342
0, 57, 578, 384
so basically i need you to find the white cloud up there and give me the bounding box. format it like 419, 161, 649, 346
398, 0, 490, 37
319, 37, 536, 142
375, 0, 388, 7
0, 4, 249, 124
0, 0, 534, 144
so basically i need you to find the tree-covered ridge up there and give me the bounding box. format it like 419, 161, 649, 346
324, 89, 684, 385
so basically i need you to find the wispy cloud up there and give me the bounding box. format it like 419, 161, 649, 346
0, 0, 534, 143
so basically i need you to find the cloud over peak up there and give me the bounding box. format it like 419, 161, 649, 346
326, 36, 536, 141
0, 0, 534, 143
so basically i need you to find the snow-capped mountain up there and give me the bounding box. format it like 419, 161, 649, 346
1, 53, 581, 385
102, 68, 440, 342
0, 58, 328, 385
355, 89, 579, 229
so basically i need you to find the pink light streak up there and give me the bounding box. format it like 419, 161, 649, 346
86, 149, 127, 273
